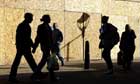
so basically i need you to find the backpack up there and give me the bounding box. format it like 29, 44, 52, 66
113, 31, 120, 45
108, 23, 120, 45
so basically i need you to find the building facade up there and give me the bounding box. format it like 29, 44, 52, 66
0, 0, 140, 65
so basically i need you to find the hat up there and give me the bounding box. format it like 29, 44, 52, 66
40, 15, 50, 22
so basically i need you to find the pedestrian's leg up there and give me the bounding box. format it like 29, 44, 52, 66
122, 59, 126, 70
56, 45, 64, 66
126, 60, 132, 70
47, 60, 57, 82
9, 51, 22, 82
127, 52, 132, 70
24, 52, 41, 80
24, 52, 37, 73
102, 48, 113, 74
126, 48, 135, 70
37, 51, 49, 72
56, 52, 64, 66
102, 49, 113, 70
49, 69, 56, 81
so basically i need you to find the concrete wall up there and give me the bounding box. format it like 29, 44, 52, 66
0, 0, 140, 65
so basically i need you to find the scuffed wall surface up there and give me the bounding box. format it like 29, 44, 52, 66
128, 16, 140, 60
102, 0, 140, 16
85, 13, 101, 60
0, 0, 140, 65
4, 0, 64, 11
64, 12, 83, 60
2, 8, 24, 65
65, 0, 102, 13
0, 0, 4, 7
0, 0, 65, 65
0, 7, 4, 64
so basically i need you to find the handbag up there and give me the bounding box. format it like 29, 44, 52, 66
47, 53, 59, 70
117, 51, 124, 65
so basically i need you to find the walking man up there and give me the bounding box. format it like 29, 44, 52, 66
99, 16, 120, 74
9, 13, 37, 82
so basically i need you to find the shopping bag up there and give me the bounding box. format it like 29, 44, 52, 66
47, 53, 59, 70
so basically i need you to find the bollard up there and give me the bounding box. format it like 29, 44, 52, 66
84, 41, 90, 69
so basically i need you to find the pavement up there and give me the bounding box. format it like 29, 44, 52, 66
0, 59, 140, 84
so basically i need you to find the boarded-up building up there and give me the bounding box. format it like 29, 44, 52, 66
0, 0, 140, 65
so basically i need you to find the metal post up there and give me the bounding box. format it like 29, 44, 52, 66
84, 41, 90, 69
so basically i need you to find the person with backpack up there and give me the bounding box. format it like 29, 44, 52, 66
119, 24, 136, 71
99, 16, 120, 74
51, 23, 64, 66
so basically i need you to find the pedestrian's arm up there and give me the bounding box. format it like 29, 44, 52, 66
32, 27, 40, 53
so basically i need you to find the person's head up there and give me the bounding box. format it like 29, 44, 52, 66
24, 13, 33, 23
101, 16, 109, 24
53, 23, 58, 29
40, 15, 51, 23
125, 24, 131, 32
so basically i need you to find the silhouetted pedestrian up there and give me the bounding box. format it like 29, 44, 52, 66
99, 16, 120, 74
52, 23, 64, 66
9, 13, 38, 83
119, 24, 136, 71
32, 15, 57, 81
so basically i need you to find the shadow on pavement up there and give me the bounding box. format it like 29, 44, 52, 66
0, 62, 140, 84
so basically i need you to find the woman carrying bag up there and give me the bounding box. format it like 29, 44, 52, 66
119, 24, 136, 71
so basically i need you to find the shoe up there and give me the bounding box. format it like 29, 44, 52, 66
59, 57, 64, 66
61, 60, 64, 66
8, 77, 19, 83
